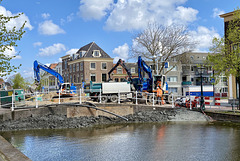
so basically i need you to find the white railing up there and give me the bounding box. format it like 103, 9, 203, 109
0, 88, 234, 111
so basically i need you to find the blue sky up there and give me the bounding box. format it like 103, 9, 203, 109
0, 0, 239, 80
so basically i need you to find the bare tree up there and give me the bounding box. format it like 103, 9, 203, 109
131, 22, 195, 74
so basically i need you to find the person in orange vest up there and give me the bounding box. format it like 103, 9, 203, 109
157, 87, 163, 105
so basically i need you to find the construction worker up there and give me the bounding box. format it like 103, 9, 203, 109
157, 87, 162, 105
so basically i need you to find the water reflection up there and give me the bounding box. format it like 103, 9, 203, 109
2, 122, 240, 161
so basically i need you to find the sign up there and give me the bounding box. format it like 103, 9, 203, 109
164, 62, 169, 68
210, 78, 215, 84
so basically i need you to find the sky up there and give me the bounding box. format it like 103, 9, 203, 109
0, 0, 239, 80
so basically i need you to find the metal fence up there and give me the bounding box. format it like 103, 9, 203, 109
0, 89, 236, 111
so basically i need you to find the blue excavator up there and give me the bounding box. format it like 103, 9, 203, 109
33, 60, 76, 96
133, 56, 169, 103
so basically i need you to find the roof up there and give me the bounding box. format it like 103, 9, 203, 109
76, 42, 111, 58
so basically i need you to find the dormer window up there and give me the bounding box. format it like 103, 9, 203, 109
93, 50, 101, 57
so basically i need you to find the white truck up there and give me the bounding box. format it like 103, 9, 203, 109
84, 81, 133, 103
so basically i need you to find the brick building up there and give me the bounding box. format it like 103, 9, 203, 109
61, 42, 113, 89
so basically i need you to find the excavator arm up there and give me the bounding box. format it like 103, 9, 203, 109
33, 60, 64, 89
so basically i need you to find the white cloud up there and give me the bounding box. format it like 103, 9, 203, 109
3, 47, 21, 59
104, 0, 198, 31
22, 69, 34, 78
113, 43, 129, 62
38, 43, 66, 56
173, 6, 198, 24
33, 42, 42, 47
38, 20, 65, 35
42, 13, 50, 19
212, 8, 225, 18
78, 0, 114, 20
189, 26, 221, 51
0, 6, 33, 30
61, 13, 75, 25
66, 48, 79, 55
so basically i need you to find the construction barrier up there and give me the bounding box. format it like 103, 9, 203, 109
194, 96, 223, 106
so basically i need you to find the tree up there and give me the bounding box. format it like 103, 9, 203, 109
0, 0, 26, 77
11, 73, 26, 89
206, 8, 240, 105
131, 22, 195, 74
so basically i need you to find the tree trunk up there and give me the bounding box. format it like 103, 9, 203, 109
238, 76, 240, 110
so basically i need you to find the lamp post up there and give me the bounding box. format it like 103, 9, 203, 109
198, 66, 205, 110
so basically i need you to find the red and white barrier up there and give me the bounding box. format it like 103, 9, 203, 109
194, 96, 222, 106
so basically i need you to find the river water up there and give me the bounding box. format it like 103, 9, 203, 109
1, 122, 240, 161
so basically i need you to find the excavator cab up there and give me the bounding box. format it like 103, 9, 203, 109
153, 75, 166, 91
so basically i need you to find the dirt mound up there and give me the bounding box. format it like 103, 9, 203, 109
42, 92, 58, 101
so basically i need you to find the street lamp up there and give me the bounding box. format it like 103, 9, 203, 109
198, 65, 205, 110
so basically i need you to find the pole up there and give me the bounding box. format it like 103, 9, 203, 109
172, 93, 174, 108
11, 94, 14, 111
189, 87, 192, 110
152, 93, 155, 106
99, 88, 102, 103
80, 88, 82, 104
35, 92, 38, 108
200, 67, 205, 110
136, 91, 138, 105
58, 90, 61, 104
118, 90, 120, 104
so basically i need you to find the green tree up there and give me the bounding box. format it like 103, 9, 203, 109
206, 8, 240, 104
0, 0, 26, 77
12, 73, 26, 89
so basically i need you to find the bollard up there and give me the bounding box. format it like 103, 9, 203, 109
99, 88, 102, 103
80, 88, 82, 104
136, 91, 138, 105
11, 94, 14, 111
189, 91, 192, 110
172, 94, 174, 108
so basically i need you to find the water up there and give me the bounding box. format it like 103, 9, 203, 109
2, 122, 240, 161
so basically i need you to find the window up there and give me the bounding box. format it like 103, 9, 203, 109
70, 75, 72, 83
93, 50, 100, 57
90, 62, 96, 70
120, 78, 125, 82
102, 62, 107, 70
115, 78, 119, 82
168, 87, 178, 93
70, 65, 72, 73
117, 67, 122, 74
131, 68, 135, 73
80, 62, 83, 71
73, 75, 76, 83
91, 73, 96, 82
73, 64, 75, 72
81, 73, 84, 82
77, 74, 79, 83
169, 65, 177, 71
76, 63, 79, 71
167, 76, 177, 82
102, 73, 107, 82
64, 60, 67, 69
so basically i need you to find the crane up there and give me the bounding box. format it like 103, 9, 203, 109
33, 60, 76, 96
